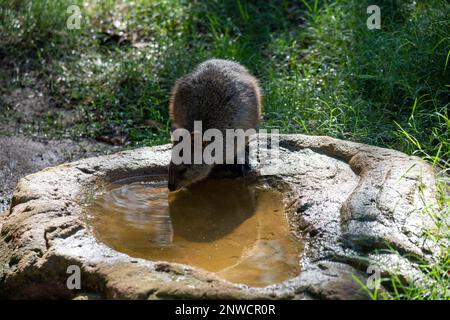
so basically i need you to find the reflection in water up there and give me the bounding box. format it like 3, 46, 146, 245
169, 180, 256, 242
86, 177, 301, 287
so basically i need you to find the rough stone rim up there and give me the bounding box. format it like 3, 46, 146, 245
0, 134, 441, 299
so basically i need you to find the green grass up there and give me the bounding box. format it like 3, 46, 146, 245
0, 0, 449, 299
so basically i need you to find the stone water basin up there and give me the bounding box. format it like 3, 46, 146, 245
0, 134, 442, 299
86, 177, 301, 287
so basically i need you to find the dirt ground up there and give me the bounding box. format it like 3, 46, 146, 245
0, 135, 119, 212
0, 78, 120, 213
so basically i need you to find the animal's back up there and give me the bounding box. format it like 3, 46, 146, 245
169, 59, 262, 133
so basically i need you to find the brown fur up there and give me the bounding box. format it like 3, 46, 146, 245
168, 59, 262, 191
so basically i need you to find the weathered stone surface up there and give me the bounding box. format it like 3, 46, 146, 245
0, 134, 444, 299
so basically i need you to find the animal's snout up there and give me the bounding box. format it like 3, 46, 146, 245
168, 181, 176, 191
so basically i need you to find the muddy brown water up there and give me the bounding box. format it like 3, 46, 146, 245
86, 177, 302, 287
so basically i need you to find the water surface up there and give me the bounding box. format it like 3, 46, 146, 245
86, 177, 301, 287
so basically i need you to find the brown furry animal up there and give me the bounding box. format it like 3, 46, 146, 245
168, 59, 262, 191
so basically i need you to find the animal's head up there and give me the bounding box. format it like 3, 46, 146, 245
168, 130, 213, 191
168, 162, 213, 191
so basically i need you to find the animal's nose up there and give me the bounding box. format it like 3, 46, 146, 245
168, 182, 176, 191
